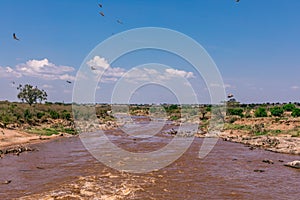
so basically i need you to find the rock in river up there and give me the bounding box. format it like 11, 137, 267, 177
284, 160, 300, 169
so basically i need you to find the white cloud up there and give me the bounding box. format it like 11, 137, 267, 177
101, 77, 119, 83
59, 74, 76, 81
63, 89, 72, 94
224, 84, 232, 88
42, 84, 53, 89
209, 83, 232, 89
121, 67, 194, 85
86, 56, 195, 84
165, 68, 194, 78
105, 67, 126, 77
86, 56, 125, 83
0, 66, 22, 78
87, 56, 110, 70
15, 58, 75, 80
291, 86, 299, 90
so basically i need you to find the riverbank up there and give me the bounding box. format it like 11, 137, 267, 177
0, 128, 75, 159
167, 116, 300, 155
219, 117, 300, 155
0, 128, 67, 149
218, 130, 300, 155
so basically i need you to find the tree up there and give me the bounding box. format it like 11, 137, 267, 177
199, 106, 208, 120
254, 107, 267, 117
270, 106, 284, 117
17, 84, 47, 106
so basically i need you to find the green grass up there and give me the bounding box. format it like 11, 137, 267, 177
254, 131, 268, 136
27, 127, 77, 136
27, 127, 59, 136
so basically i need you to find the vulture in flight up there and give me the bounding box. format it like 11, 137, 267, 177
227, 94, 234, 98
13, 33, 20, 41
99, 12, 105, 17
66, 80, 72, 84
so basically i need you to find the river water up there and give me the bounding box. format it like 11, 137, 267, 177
0, 120, 299, 199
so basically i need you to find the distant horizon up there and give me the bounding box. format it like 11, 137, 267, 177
1, 99, 300, 106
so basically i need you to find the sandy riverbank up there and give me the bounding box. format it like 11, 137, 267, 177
0, 128, 74, 158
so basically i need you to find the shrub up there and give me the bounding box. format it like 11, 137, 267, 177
251, 123, 267, 135
49, 110, 60, 119
169, 104, 178, 110
0, 113, 16, 127
170, 115, 180, 121
270, 106, 284, 117
283, 103, 296, 111
255, 107, 267, 117
36, 112, 45, 119
227, 108, 244, 117
61, 110, 71, 120
291, 108, 300, 117
24, 109, 32, 120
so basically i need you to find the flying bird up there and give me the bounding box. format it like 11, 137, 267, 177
13, 33, 20, 41
66, 80, 72, 84
227, 94, 234, 98
99, 12, 105, 17
116, 19, 123, 24
98, 3, 103, 8
91, 66, 97, 70
236, 0, 240, 2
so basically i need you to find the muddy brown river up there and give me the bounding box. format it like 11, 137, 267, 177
0, 121, 299, 199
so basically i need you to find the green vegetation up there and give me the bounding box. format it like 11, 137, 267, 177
250, 123, 267, 136
283, 103, 296, 111
255, 107, 268, 117
0, 101, 74, 132
254, 131, 268, 136
227, 108, 244, 117
270, 106, 284, 117
27, 127, 59, 136
1, 100, 300, 138
292, 108, 300, 117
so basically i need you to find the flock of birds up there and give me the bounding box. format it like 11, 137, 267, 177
8, 1, 240, 87
98, 2, 123, 25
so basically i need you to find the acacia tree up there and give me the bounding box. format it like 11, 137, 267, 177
17, 84, 47, 106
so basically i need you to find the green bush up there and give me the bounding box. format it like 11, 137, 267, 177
270, 106, 284, 117
283, 103, 296, 111
291, 108, 300, 117
0, 113, 16, 127
227, 108, 244, 117
61, 110, 71, 120
36, 112, 45, 119
255, 107, 267, 117
49, 110, 60, 119
170, 115, 180, 121
24, 109, 32, 120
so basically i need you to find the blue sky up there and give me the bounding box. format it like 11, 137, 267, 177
0, 0, 300, 103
